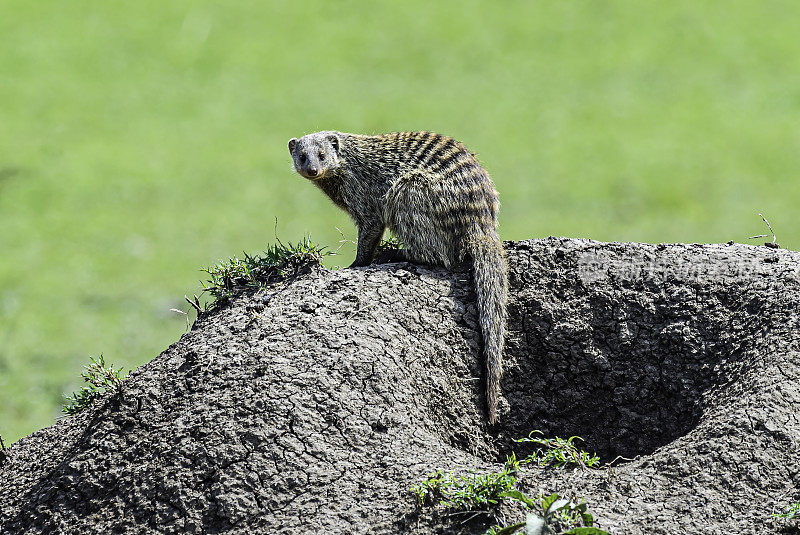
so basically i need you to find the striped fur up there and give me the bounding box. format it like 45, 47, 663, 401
288, 131, 509, 424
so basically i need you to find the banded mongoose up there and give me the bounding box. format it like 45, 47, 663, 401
288, 131, 508, 424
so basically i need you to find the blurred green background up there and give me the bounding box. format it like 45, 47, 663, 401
1, 1, 798, 443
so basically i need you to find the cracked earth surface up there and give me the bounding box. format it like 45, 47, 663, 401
1, 238, 798, 534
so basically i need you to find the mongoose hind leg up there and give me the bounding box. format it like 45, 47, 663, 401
385, 171, 458, 267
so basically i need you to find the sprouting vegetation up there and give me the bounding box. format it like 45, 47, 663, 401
376, 233, 405, 252
490, 491, 609, 535
63, 355, 127, 415
411, 454, 521, 511
516, 431, 601, 470
201, 236, 328, 305
411, 432, 611, 534
774, 502, 800, 521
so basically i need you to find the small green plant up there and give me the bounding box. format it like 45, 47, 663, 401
491, 492, 609, 535
516, 431, 601, 470
201, 236, 327, 304
376, 233, 405, 252
63, 355, 127, 415
412, 433, 611, 534
411, 454, 520, 512
774, 502, 800, 521
373, 233, 406, 263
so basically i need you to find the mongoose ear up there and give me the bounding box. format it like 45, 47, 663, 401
288, 138, 298, 154
327, 135, 339, 155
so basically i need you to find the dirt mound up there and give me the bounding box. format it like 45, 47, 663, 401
1, 238, 798, 534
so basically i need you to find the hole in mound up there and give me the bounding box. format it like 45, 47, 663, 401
501, 288, 752, 462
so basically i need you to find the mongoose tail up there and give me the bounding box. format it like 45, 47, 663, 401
468, 235, 508, 424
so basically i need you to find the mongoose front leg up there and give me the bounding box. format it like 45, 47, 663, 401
350, 221, 384, 268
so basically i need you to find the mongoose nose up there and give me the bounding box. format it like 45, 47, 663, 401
307, 167, 319, 177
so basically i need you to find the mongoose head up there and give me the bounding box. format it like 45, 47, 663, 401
288, 132, 341, 180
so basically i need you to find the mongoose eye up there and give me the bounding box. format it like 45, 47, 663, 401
318, 152, 326, 161
299, 153, 307, 163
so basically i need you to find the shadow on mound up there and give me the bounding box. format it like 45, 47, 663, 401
1, 238, 798, 534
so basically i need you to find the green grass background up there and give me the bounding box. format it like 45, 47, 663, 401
1, 1, 798, 443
